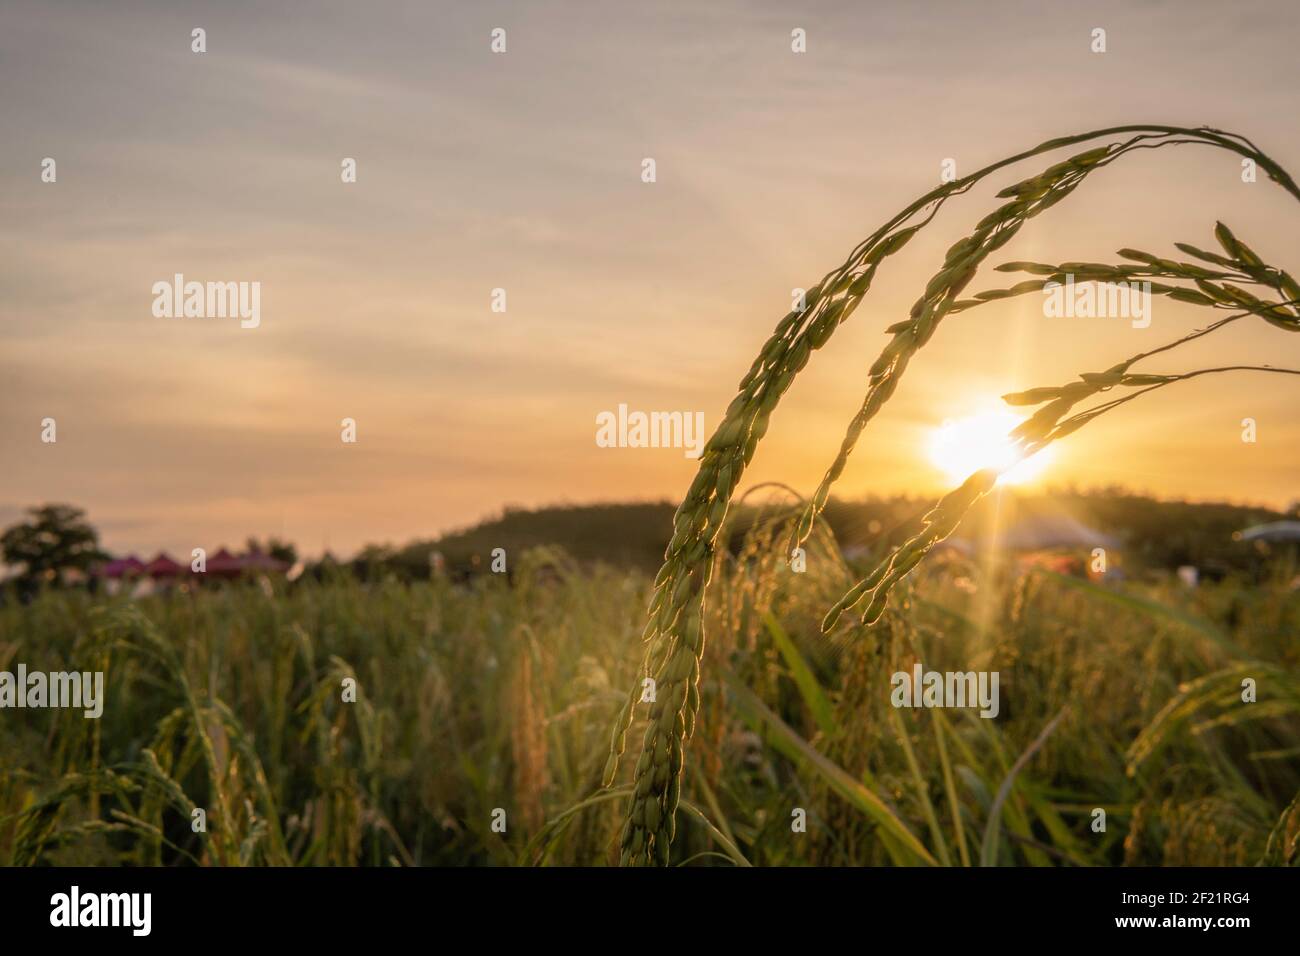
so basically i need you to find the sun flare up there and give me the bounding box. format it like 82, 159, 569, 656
927, 409, 1053, 486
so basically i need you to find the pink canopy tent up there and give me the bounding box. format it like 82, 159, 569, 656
143, 552, 185, 578
205, 548, 245, 578
98, 555, 146, 578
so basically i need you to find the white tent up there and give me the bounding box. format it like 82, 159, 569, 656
1237, 521, 1300, 542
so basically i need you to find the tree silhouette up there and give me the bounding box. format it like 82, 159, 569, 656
246, 536, 298, 566
1, 504, 108, 587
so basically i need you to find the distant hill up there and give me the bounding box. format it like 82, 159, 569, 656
328, 490, 1295, 581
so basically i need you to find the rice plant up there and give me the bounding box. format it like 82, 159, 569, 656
606, 125, 1300, 866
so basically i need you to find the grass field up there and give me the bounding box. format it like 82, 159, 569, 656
3, 518, 1298, 867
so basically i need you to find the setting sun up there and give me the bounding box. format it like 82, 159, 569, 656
928, 409, 1054, 486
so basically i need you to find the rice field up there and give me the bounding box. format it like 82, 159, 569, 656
5, 127, 1300, 869
3, 521, 1297, 867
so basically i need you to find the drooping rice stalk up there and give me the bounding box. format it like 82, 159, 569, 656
607, 125, 1300, 866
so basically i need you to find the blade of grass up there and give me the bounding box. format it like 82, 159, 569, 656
723, 668, 938, 866
690, 758, 741, 858
980, 708, 1067, 867
930, 709, 971, 866
889, 707, 952, 866
678, 799, 752, 867
763, 611, 835, 737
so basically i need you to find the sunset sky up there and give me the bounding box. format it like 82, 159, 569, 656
3, 0, 1299, 559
